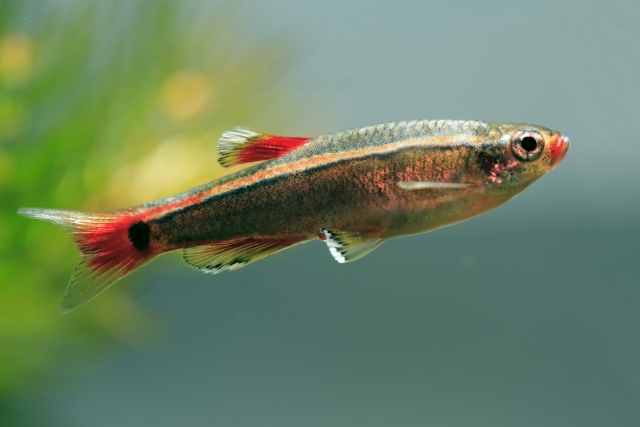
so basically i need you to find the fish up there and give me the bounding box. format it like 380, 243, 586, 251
18, 119, 570, 312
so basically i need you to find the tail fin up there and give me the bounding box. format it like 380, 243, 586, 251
18, 207, 159, 313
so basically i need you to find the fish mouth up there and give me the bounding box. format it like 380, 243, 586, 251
551, 134, 570, 164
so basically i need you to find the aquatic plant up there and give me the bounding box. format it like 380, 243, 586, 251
0, 0, 297, 423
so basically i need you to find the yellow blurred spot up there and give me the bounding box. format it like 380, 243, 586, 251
159, 71, 213, 120
0, 34, 33, 88
108, 136, 217, 204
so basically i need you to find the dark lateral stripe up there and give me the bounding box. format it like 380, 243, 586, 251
142, 137, 480, 220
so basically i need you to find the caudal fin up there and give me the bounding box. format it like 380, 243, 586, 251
18, 207, 159, 313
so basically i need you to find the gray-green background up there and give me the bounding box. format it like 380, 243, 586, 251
18, 0, 640, 425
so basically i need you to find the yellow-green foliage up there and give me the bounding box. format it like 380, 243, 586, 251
0, 0, 295, 403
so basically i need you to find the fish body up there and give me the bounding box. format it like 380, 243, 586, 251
19, 119, 570, 312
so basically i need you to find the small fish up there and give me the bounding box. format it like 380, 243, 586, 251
19, 120, 569, 312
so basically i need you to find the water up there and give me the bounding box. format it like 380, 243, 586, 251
27, 0, 640, 425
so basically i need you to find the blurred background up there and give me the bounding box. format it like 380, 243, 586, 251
1, 0, 639, 426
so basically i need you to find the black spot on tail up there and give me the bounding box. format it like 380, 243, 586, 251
128, 221, 150, 251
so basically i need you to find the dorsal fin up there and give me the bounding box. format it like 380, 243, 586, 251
217, 126, 311, 167
183, 237, 304, 274
321, 229, 384, 263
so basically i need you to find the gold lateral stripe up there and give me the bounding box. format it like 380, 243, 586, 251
203, 135, 481, 199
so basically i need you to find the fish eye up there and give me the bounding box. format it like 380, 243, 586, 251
521, 137, 537, 152
510, 130, 544, 161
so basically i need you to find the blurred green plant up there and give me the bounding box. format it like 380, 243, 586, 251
0, 0, 296, 421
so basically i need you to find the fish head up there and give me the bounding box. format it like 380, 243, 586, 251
478, 123, 570, 190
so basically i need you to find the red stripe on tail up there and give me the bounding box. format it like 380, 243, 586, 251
18, 208, 160, 312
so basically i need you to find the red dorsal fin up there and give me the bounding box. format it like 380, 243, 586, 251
217, 126, 311, 167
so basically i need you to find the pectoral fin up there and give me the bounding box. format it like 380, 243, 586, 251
397, 181, 473, 190
321, 229, 384, 263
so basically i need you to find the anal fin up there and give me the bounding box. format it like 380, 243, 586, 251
183, 237, 304, 274
321, 229, 384, 263
218, 126, 311, 167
